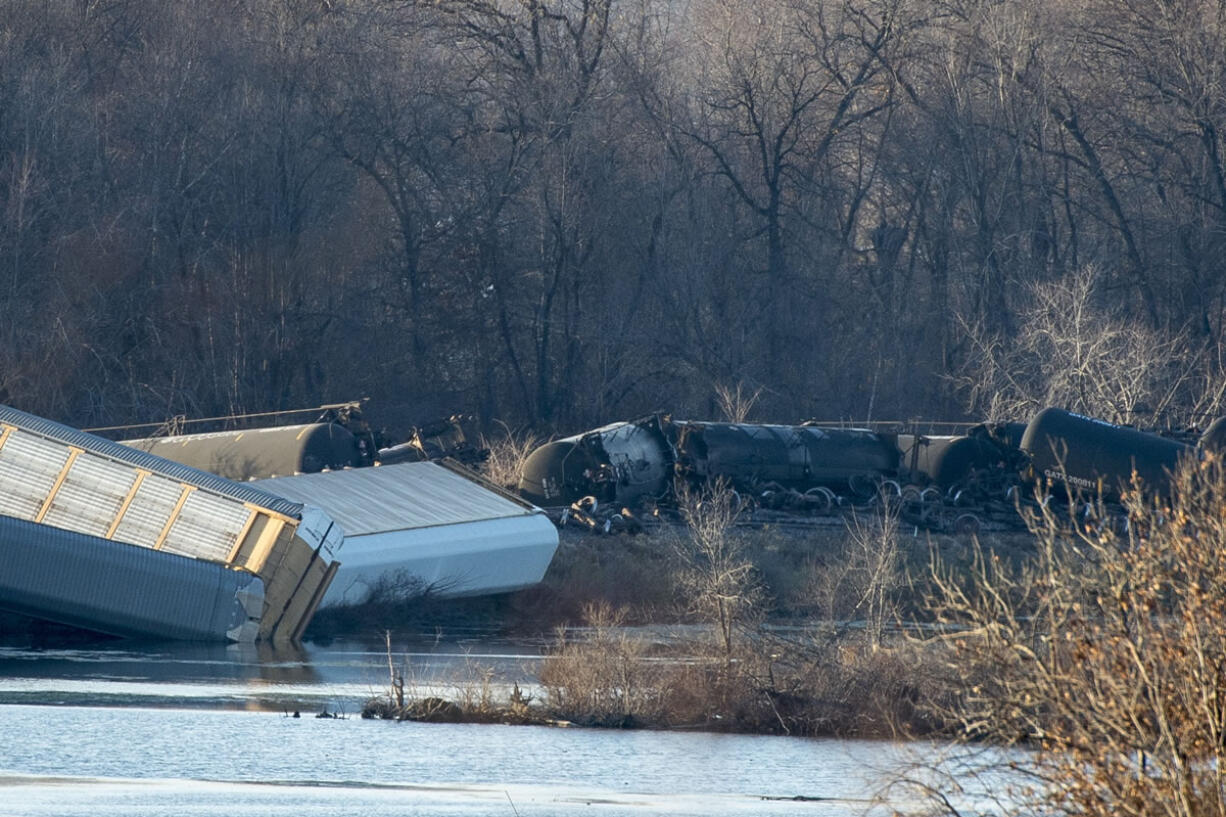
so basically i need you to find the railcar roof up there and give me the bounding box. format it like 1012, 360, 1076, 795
254, 461, 541, 535
0, 405, 303, 517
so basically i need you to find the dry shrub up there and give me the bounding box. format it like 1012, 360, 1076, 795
918, 455, 1226, 817
362, 635, 539, 724
675, 479, 763, 659
713, 381, 763, 423
724, 627, 949, 738
538, 600, 939, 736
539, 603, 674, 727
446, 657, 501, 718
479, 423, 540, 490
538, 606, 768, 731
952, 265, 1223, 425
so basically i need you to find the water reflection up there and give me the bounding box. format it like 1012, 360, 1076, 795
0, 633, 544, 712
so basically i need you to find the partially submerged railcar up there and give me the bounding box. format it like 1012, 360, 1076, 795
0, 406, 343, 642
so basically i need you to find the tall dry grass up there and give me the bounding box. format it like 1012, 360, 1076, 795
479, 424, 541, 490
537, 602, 944, 736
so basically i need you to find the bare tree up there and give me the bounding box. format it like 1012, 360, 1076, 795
953, 265, 1216, 425
844, 500, 904, 650
675, 479, 762, 660
713, 381, 763, 423
679, 0, 908, 386
430, 0, 623, 426
1073, 0, 1226, 336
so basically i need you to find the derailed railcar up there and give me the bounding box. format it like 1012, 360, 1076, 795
1020, 407, 1195, 501
519, 417, 674, 507
672, 421, 900, 494
256, 461, 558, 606
898, 434, 997, 489
897, 423, 1027, 494
516, 407, 1223, 529
123, 423, 366, 481
1201, 416, 1226, 453
0, 405, 343, 642
518, 415, 903, 509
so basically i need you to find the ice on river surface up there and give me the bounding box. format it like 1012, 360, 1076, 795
0, 638, 1019, 816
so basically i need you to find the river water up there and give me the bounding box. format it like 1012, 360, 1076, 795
0, 634, 1008, 817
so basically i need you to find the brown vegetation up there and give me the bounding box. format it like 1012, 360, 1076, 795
355, 484, 1037, 738
914, 457, 1226, 816
954, 266, 1226, 426
363, 628, 545, 724
478, 425, 542, 491
536, 604, 944, 736
362, 683, 543, 726
530, 488, 994, 737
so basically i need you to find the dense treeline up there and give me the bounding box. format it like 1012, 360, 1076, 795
1, 0, 1224, 435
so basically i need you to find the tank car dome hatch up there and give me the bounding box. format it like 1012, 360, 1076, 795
1020, 407, 1192, 501
122, 423, 364, 481
1200, 417, 1226, 453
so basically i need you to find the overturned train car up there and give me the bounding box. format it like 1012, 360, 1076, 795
518, 417, 676, 508
519, 415, 1017, 510
0, 405, 343, 642
517, 418, 904, 507
519, 410, 1222, 522
1018, 408, 1208, 502
122, 414, 487, 482
123, 423, 367, 481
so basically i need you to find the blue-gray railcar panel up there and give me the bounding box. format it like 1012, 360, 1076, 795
0, 514, 262, 641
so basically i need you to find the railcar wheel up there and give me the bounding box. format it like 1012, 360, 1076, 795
849, 474, 877, 502
953, 513, 981, 535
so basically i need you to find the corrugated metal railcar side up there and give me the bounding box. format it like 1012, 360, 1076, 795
0, 406, 343, 642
